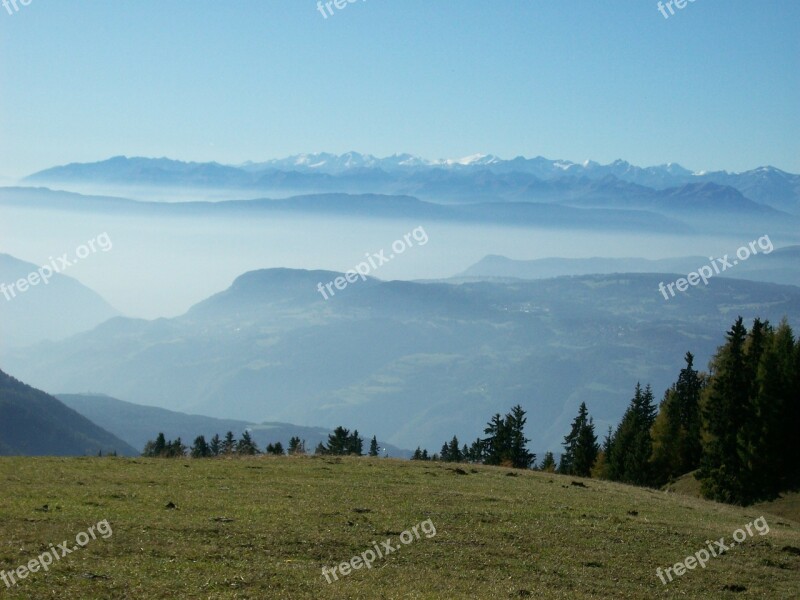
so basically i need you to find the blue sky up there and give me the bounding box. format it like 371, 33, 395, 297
1, 1, 798, 179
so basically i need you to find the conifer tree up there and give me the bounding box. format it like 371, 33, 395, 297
561, 402, 597, 476
591, 425, 613, 480
348, 430, 363, 456
369, 436, 379, 457
539, 451, 556, 472
448, 436, 462, 462
209, 434, 221, 457
326, 426, 350, 455
607, 383, 657, 485
507, 405, 535, 469
288, 436, 304, 455
191, 435, 211, 458
237, 430, 259, 455
440, 442, 451, 462
743, 320, 793, 498
483, 413, 508, 465
698, 318, 750, 503
154, 432, 167, 456
468, 438, 484, 463
223, 431, 236, 455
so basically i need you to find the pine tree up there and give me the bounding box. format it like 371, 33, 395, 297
790, 333, 800, 487
440, 442, 451, 462
467, 438, 484, 463
447, 436, 462, 462
348, 430, 363, 456
191, 435, 210, 458
288, 436, 303, 455
650, 388, 683, 485
591, 427, 613, 479
607, 383, 657, 485
272, 441, 284, 455
166, 437, 186, 457
411, 447, 423, 460
209, 434, 221, 457
148, 432, 167, 457
743, 320, 794, 498
539, 451, 556, 472
314, 442, 327, 455
698, 318, 750, 504
237, 431, 259, 455
483, 413, 508, 465
675, 352, 704, 470
326, 426, 350, 455
223, 431, 236, 455
369, 436, 379, 457
561, 402, 597, 476
507, 405, 535, 469
421, 449, 430, 461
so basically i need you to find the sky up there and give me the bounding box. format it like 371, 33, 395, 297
0, 0, 798, 180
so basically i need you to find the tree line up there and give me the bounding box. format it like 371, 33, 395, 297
142, 427, 382, 459
142, 316, 797, 506
411, 317, 798, 506
571, 316, 798, 505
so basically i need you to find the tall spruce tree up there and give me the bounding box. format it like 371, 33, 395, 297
191, 435, 211, 458
209, 434, 221, 457
744, 320, 793, 499
650, 352, 705, 484
591, 427, 613, 480
223, 431, 236, 455
288, 436, 303, 455
507, 405, 535, 469
607, 383, 657, 486
792, 330, 800, 486
440, 442, 451, 462
325, 426, 351, 455
447, 436, 463, 463
368, 436, 379, 457
348, 430, 363, 456
483, 414, 508, 466
483, 407, 535, 468
698, 318, 750, 504
237, 430, 259, 455
561, 402, 598, 476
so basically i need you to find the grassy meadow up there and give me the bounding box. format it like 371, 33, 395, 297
1, 456, 799, 599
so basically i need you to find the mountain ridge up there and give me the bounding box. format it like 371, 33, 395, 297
22, 153, 800, 214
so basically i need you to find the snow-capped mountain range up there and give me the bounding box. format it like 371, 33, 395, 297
21, 152, 800, 214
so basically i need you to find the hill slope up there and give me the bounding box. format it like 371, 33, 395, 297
0, 369, 137, 456
0, 456, 797, 598
0, 253, 118, 348
5, 269, 800, 453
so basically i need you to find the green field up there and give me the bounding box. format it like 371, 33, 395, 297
1, 456, 798, 599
